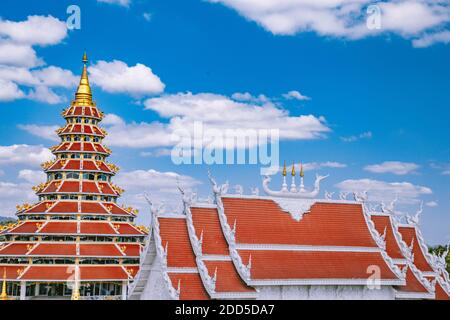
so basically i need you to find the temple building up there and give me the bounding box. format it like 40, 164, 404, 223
129, 168, 450, 300
0, 54, 147, 300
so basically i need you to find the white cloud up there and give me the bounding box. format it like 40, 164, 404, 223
101, 92, 330, 149
114, 169, 201, 217
0, 15, 67, 46
283, 90, 311, 101
18, 124, 59, 142
0, 180, 36, 217
104, 119, 173, 148
0, 16, 73, 105
144, 92, 329, 140
425, 200, 438, 208
89, 60, 165, 96
335, 178, 432, 204
340, 131, 372, 142
140, 148, 173, 157
413, 30, 450, 48
0, 42, 42, 68
0, 79, 25, 101
97, 0, 131, 7
231, 92, 269, 103
0, 145, 53, 167
302, 161, 347, 171
208, 0, 450, 47
364, 161, 420, 175
31, 66, 78, 88
18, 169, 46, 185
26, 86, 65, 104
143, 12, 153, 22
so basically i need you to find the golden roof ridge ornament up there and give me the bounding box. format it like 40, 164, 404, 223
74, 52, 93, 105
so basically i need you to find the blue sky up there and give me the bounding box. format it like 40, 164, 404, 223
0, 0, 449, 244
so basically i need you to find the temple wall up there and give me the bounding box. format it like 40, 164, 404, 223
140, 256, 173, 300
255, 285, 396, 300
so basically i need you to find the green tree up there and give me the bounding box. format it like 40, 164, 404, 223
429, 245, 450, 274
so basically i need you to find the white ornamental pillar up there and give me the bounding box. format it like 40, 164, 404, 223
20, 281, 26, 300
122, 281, 127, 300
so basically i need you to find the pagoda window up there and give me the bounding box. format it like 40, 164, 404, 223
98, 174, 108, 182
84, 153, 92, 159
54, 173, 63, 180
66, 172, 80, 180
48, 195, 57, 200
60, 154, 67, 159
93, 137, 100, 143
122, 258, 140, 265
111, 216, 128, 222
81, 215, 107, 221
82, 195, 96, 201
73, 136, 81, 142
83, 173, 96, 181
75, 117, 82, 123
116, 237, 139, 243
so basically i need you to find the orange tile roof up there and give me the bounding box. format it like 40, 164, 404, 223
396, 267, 430, 294
80, 202, 107, 214
0, 243, 32, 255
49, 202, 78, 213
371, 215, 405, 260
204, 260, 255, 293
398, 226, 434, 272
158, 217, 197, 268
39, 222, 77, 234
30, 243, 76, 256
237, 250, 398, 281
79, 222, 116, 235
80, 266, 129, 280
435, 281, 450, 300
191, 207, 229, 255
79, 244, 123, 256
221, 198, 377, 247
169, 273, 209, 300
9, 222, 39, 233
0, 265, 27, 280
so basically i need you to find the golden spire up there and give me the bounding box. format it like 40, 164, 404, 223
74, 52, 92, 104
282, 161, 287, 177
0, 268, 7, 300
299, 163, 305, 178
291, 162, 296, 176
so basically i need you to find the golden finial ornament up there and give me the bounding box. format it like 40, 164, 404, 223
74, 52, 93, 104
300, 163, 305, 178
0, 268, 7, 300
291, 162, 296, 176
282, 161, 287, 177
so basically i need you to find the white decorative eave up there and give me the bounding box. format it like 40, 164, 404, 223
397, 222, 440, 278
151, 207, 180, 300
208, 172, 253, 285
361, 204, 405, 281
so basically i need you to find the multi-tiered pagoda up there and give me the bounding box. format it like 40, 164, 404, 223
0, 54, 147, 300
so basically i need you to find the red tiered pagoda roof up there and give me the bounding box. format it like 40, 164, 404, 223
0, 53, 146, 300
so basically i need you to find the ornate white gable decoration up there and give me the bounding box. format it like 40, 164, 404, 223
270, 197, 316, 222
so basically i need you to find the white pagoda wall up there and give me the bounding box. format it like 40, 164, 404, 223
255, 285, 396, 300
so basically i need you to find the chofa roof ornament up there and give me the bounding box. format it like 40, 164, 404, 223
262, 163, 328, 199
